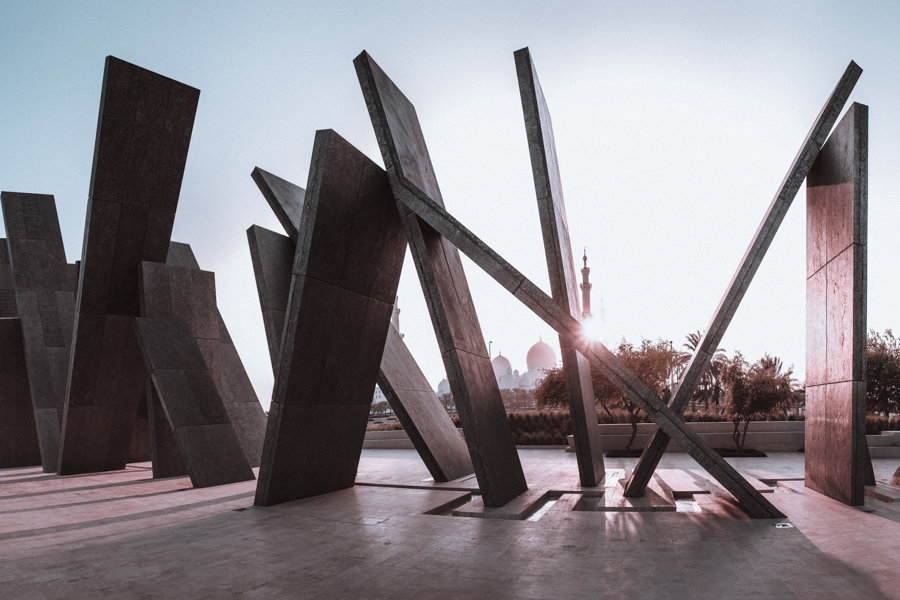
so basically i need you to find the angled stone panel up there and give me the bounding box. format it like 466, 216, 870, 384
247, 225, 294, 374
146, 384, 188, 478
805, 103, 868, 506
356, 51, 527, 507
354, 51, 782, 518
164, 242, 267, 466
59, 56, 199, 475
624, 61, 862, 497
251, 167, 305, 242
378, 325, 473, 481
1, 192, 77, 472
255, 129, 407, 506
248, 221, 472, 482
133, 316, 254, 487
0, 316, 41, 468
515, 47, 604, 487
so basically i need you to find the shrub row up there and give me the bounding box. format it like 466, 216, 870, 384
366, 410, 900, 441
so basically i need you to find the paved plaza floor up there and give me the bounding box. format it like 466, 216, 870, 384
1, 449, 898, 599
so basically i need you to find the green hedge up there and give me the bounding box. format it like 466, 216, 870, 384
367, 409, 900, 442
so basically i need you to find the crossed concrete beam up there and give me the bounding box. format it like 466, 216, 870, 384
623, 61, 862, 497
356, 50, 786, 518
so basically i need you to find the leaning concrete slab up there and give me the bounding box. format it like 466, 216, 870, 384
515, 47, 604, 487
624, 61, 862, 497
805, 103, 868, 506
354, 51, 781, 518
164, 242, 267, 467
0, 317, 41, 468
376, 324, 474, 482
249, 174, 472, 483
133, 315, 254, 487
0, 242, 41, 468
246, 225, 295, 374
250, 167, 305, 243
356, 51, 528, 507
254, 130, 407, 506
1, 192, 78, 472
58, 56, 199, 475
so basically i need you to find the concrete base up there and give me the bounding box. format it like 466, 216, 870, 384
2, 450, 899, 598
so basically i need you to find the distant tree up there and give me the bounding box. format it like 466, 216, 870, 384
720, 352, 795, 452
370, 400, 391, 416
500, 388, 536, 412
683, 330, 726, 412
535, 338, 685, 450
534, 367, 567, 410
600, 338, 685, 449
866, 329, 900, 416
438, 393, 456, 414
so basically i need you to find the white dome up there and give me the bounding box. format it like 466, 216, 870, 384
437, 378, 451, 395
491, 354, 512, 379
526, 339, 556, 371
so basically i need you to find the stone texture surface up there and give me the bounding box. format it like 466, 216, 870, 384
2, 451, 899, 599
248, 221, 472, 483
246, 225, 294, 374
249, 168, 473, 483
251, 167, 305, 242
355, 50, 780, 518
255, 130, 407, 506
0, 317, 42, 467
515, 47, 604, 487
805, 103, 868, 506
59, 56, 199, 475
163, 242, 267, 467
377, 325, 473, 481
133, 316, 254, 487
625, 62, 863, 497
1, 193, 77, 472
356, 51, 527, 507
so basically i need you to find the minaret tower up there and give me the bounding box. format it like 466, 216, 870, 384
579, 248, 592, 320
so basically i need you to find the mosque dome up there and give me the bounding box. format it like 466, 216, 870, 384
437, 378, 451, 395
491, 354, 512, 379
526, 339, 556, 371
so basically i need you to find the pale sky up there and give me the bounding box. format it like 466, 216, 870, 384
2, 1, 899, 409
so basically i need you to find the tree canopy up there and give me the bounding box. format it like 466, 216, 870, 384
866, 329, 900, 415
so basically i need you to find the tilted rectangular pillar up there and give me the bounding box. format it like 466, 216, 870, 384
250, 169, 473, 483
0, 244, 41, 467
515, 47, 604, 487
805, 102, 868, 506
58, 56, 199, 474
135, 261, 254, 487
254, 130, 407, 506
1, 193, 77, 472
356, 52, 528, 506
164, 242, 268, 467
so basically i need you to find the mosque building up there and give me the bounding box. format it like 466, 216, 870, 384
435, 252, 594, 394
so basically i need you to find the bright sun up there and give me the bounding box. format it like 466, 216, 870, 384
580, 316, 603, 342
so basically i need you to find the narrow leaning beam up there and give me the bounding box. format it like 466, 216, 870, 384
254, 130, 407, 506
250, 169, 473, 483
515, 47, 605, 487
805, 102, 868, 506
354, 50, 781, 518
0, 193, 77, 472
58, 56, 199, 474
164, 242, 268, 467
624, 61, 863, 497
356, 52, 528, 507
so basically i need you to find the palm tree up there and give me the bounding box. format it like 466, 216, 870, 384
683, 330, 726, 412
